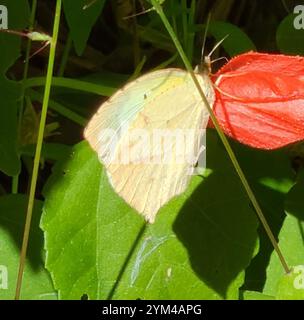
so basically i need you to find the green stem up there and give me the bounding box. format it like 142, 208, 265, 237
12, 176, 19, 194
151, 0, 290, 274
23, 76, 116, 97
132, 0, 141, 68
187, 0, 196, 62
151, 53, 178, 71
28, 89, 86, 126
170, 0, 177, 34
57, 33, 72, 76
128, 56, 147, 81
13, 0, 38, 194
181, 0, 188, 55
15, 0, 62, 300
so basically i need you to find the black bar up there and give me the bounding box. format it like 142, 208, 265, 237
0, 300, 297, 318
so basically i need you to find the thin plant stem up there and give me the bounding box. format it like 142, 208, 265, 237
57, 33, 72, 76
181, 0, 188, 54
132, 0, 141, 68
170, 0, 178, 34
151, 0, 290, 274
19, 0, 38, 128
15, 0, 62, 300
187, 0, 196, 63
23, 76, 116, 97
12, 0, 38, 194
128, 56, 147, 81
28, 89, 86, 126
11, 176, 19, 194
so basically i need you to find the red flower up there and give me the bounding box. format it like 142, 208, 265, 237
209, 51, 304, 149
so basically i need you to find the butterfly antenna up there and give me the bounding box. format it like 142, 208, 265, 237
201, 13, 211, 67
207, 34, 229, 59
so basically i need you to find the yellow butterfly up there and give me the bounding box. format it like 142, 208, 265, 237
84, 67, 215, 223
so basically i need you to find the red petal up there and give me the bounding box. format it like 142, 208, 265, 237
209, 51, 304, 149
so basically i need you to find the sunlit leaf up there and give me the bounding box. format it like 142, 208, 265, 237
263, 172, 304, 298
41, 133, 258, 299
0, 194, 56, 300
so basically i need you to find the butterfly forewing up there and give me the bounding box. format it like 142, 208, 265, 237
84, 69, 214, 222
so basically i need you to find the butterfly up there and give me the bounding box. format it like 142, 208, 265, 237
84, 65, 215, 223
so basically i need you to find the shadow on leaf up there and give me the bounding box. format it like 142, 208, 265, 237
0, 194, 44, 271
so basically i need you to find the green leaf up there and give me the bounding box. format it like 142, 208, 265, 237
138, 25, 175, 52
0, 194, 56, 300
276, 14, 304, 55
241, 290, 275, 300
0, 0, 30, 72
276, 267, 304, 300
208, 21, 256, 57
263, 172, 304, 298
0, 0, 30, 176
63, 0, 106, 56
232, 142, 293, 293
41, 133, 258, 300
20, 143, 72, 162
0, 77, 21, 176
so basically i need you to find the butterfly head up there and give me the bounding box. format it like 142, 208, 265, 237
195, 55, 212, 75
